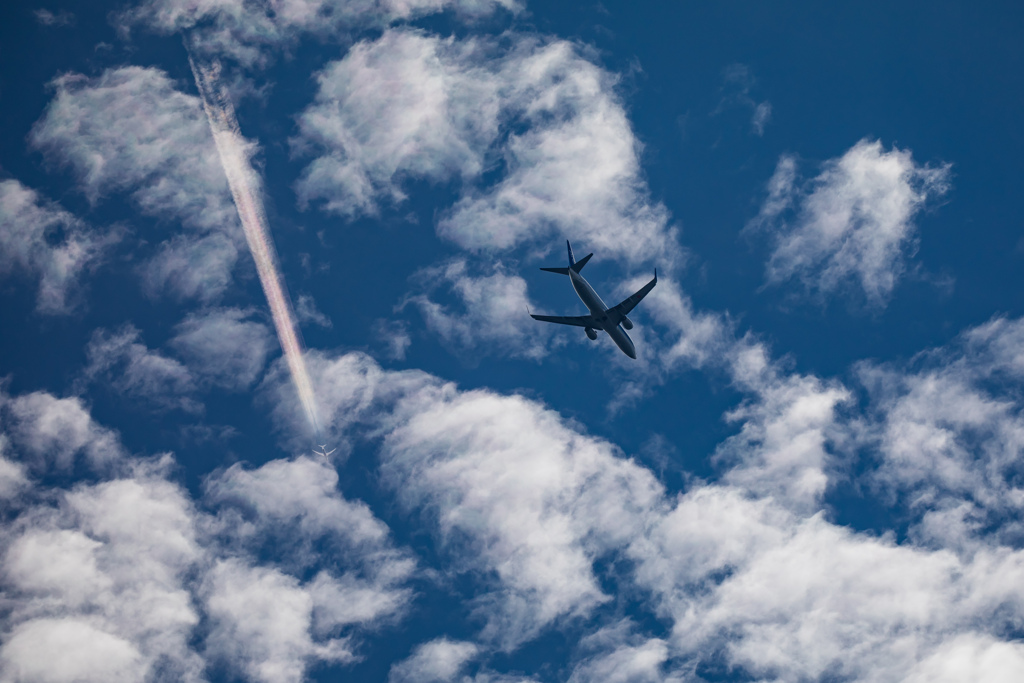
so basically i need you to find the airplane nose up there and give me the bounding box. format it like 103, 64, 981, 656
626, 344, 636, 359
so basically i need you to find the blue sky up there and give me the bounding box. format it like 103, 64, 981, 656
2, 1, 1024, 681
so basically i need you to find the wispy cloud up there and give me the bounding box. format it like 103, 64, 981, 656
0, 180, 119, 314
388, 638, 479, 683
33, 8, 75, 26
30, 66, 243, 301
751, 139, 952, 308
82, 326, 202, 414
714, 63, 773, 136
118, 0, 521, 68
169, 307, 274, 391
403, 259, 554, 362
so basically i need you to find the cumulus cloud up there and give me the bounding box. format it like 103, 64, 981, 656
0, 445, 29, 501
295, 29, 680, 266
388, 638, 479, 683
264, 350, 666, 647
82, 325, 202, 414
855, 315, 1024, 548
169, 307, 274, 391
403, 259, 553, 362
203, 559, 355, 682
30, 66, 244, 301
0, 389, 124, 472
0, 456, 205, 683
0, 390, 414, 683
254, 346, 1024, 680
295, 30, 502, 216
118, 0, 520, 68
752, 139, 951, 307
628, 485, 1024, 682
0, 180, 118, 314
568, 622, 670, 683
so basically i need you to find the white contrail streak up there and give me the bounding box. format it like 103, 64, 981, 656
188, 54, 321, 436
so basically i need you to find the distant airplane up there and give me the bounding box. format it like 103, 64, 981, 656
531, 241, 657, 359
314, 444, 336, 460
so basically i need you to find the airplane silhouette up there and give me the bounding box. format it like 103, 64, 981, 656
314, 444, 336, 460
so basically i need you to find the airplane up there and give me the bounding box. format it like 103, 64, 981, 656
313, 444, 336, 460
530, 241, 657, 359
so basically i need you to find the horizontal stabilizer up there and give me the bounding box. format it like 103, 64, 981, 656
530, 312, 598, 328
540, 266, 571, 275
570, 253, 593, 273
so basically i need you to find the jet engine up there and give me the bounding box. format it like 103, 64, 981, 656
585, 327, 598, 341
621, 316, 633, 330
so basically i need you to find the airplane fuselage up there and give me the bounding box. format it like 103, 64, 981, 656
568, 269, 637, 359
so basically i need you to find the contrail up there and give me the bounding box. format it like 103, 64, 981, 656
188, 52, 322, 437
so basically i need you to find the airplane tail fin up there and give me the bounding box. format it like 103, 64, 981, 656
541, 241, 592, 275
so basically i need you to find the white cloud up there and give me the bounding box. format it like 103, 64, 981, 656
83, 325, 201, 414
203, 559, 355, 683
715, 370, 850, 513
439, 39, 678, 265
754, 139, 951, 307
389, 638, 479, 683
295, 30, 502, 216
379, 383, 668, 648
142, 233, 241, 302
0, 456, 205, 683
1, 619, 146, 683
296, 293, 332, 328
169, 307, 274, 391
0, 443, 29, 500
714, 64, 772, 136
0, 390, 124, 472
854, 316, 1024, 547
258, 348, 1024, 681
373, 319, 412, 361
118, 0, 520, 68
751, 101, 772, 136
197, 456, 416, 682
404, 259, 553, 361
264, 350, 666, 648
904, 634, 1024, 683
0, 180, 118, 314
0, 390, 415, 683
568, 622, 671, 683
33, 8, 75, 26
295, 29, 681, 267
640, 275, 735, 374
204, 455, 415, 580
30, 66, 243, 301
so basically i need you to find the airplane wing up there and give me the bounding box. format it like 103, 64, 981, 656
609, 271, 658, 320
530, 313, 599, 328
